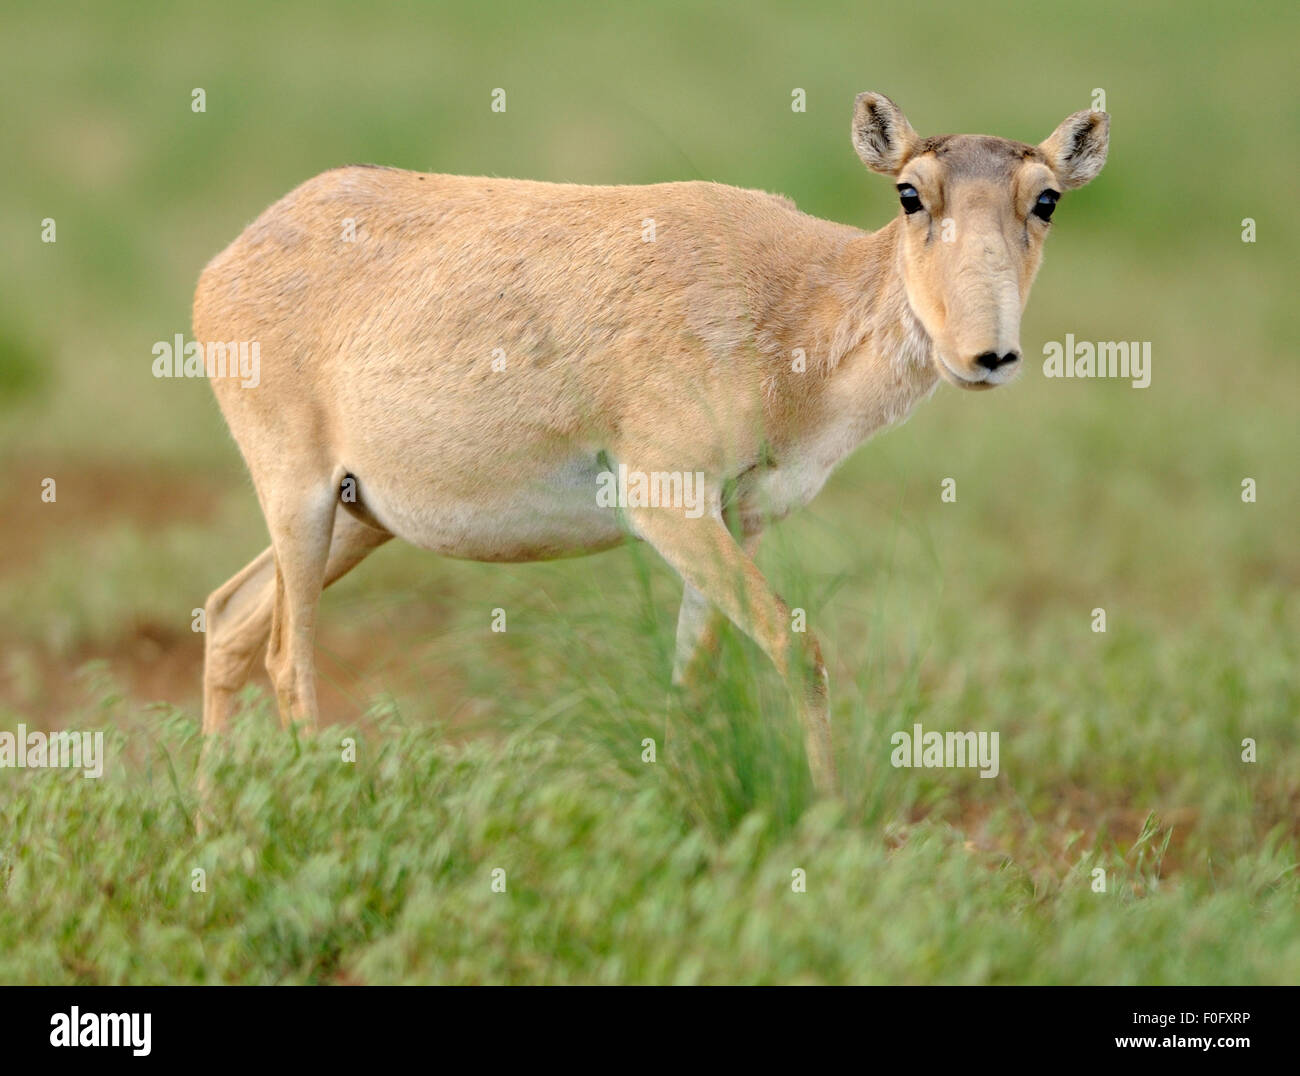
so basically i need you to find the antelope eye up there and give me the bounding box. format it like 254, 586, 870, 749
1032, 190, 1060, 221
896, 184, 923, 215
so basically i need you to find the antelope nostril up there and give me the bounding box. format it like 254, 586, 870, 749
975, 351, 1019, 370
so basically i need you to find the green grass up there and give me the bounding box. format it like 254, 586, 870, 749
0, 670, 1296, 984
0, 0, 1297, 983
0, 527, 1296, 982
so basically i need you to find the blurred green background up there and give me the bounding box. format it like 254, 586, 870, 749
0, 0, 1296, 984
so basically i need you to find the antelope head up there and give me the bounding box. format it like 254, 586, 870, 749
852, 92, 1109, 390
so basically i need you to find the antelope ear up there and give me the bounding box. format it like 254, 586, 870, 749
851, 92, 920, 175
1039, 110, 1110, 190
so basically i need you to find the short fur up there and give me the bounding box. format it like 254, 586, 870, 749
196, 93, 1108, 793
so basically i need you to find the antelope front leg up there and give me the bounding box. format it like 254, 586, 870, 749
671, 582, 720, 691
671, 532, 761, 694
630, 504, 836, 796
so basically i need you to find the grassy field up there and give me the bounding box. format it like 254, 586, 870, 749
0, 0, 1297, 983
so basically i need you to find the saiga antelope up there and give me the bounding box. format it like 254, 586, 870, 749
196, 93, 1109, 794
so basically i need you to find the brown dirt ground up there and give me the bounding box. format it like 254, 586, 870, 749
2, 461, 483, 737
5, 460, 1291, 879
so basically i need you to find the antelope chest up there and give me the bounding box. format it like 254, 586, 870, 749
740, 372, 938, 524
741, 413, 873, 524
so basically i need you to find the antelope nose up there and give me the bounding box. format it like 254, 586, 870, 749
975, 351, 1019, 371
